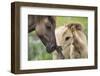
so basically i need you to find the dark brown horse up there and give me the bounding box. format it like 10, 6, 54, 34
28, 15, 57, 53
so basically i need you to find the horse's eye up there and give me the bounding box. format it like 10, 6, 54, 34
65, 37, 70, 41
46, 24, 51, 30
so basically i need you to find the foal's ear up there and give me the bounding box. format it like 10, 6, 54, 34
65, 23, 84, 31
75, 23, 83, 31
65, 23, 73, 29
64, 24, 70, 29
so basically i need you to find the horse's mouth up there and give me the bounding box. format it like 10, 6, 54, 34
46, 45, 57, 53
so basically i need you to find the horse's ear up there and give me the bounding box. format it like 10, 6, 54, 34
48, 16, 56, 24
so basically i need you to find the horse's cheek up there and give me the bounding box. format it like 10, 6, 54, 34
35, 26, 43, 35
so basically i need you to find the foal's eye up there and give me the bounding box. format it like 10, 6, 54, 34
65, 37, 70, 41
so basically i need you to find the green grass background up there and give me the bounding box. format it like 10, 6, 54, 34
28, 16, 88, 61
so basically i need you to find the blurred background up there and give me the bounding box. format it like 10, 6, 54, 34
28, 16, 88, 61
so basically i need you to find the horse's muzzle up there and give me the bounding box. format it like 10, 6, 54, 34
46, 43, 57, 53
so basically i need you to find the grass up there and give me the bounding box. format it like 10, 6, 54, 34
28, 16, 88, 61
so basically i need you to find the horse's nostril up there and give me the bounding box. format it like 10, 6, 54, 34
46, 43, 57, 53
51, 44, 56, 50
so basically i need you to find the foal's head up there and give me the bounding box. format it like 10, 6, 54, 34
60, 25, 73, 48
30, 16, 57, 53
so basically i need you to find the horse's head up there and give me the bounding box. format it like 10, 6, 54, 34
35, 16, 57, 53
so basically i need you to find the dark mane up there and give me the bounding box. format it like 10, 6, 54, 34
28, 15, 56, 32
